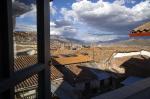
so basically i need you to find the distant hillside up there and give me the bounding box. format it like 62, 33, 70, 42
14, 31, 37, 44
50, 35, 85, 49
14, 32, 84, 47
115, 39, 150, 46
97, 38, 150, 47
50, 35, 84, 44
14, 31, 150, 47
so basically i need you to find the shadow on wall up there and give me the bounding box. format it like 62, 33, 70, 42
120, 57, 150, 77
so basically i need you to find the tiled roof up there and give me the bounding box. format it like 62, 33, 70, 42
14, 55, 63, 91
14, 55, 37, 71
129, 22, 150, 37
133, 22, 150, 32
53, 54, 93, 65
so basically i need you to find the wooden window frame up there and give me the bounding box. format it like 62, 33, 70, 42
0, 0, 50, 99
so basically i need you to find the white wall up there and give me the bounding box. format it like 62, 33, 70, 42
113, 50, 150, 58
141, 50, 150, 57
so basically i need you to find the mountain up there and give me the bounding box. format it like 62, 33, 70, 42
14, 31, 85, 45
50, 35, 85, 44
14, 31, 150, 46
116, 39, 150, 46
96, 37, 129, 44
14, 31, 37, 44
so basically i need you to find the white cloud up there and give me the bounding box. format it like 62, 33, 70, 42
50, 20, 77, 37
50, 2, 56, 15
15, 24, 37, 31
76, 33, 128, 42
131, 0, 136, 4
113, 0, 125, 5
60, 8, 78, 22
50, 25, 77, 36
61, 0, 150, 34
55, 20, 71, 27
50, 21, 56, 27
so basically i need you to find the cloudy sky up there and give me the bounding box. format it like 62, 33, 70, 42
15, 0, 150, 42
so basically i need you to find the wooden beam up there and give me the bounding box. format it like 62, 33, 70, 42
0, 64, 44, 93
0, 0, 14, 98
37, 0, 50, 98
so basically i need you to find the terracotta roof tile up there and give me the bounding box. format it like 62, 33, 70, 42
14, 55, 63, 91
133, 22, 150, 31
129, 22, 150, 37
53, 54, 93, 65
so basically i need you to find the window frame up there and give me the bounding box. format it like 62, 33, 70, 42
0, 0, 50, 99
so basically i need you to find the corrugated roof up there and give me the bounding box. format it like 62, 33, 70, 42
14, 55, 63, 91
53, 54, 93, 65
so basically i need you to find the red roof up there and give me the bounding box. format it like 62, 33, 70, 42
129, 22, 150, 37
129, 32, 150, 37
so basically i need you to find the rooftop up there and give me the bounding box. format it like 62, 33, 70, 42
64, 64, 97, 83
133, 22, 150, 31
14, 55, 63, 91
92, 77, 150, 99
129, 22, 150, 37
52, 54, 93, 65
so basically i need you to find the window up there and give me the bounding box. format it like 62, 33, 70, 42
0, 0, 50, 99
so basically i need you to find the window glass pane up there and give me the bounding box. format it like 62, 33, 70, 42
12, 0, 37, 71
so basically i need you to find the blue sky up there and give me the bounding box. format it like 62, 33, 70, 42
15, 0, 150, 42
